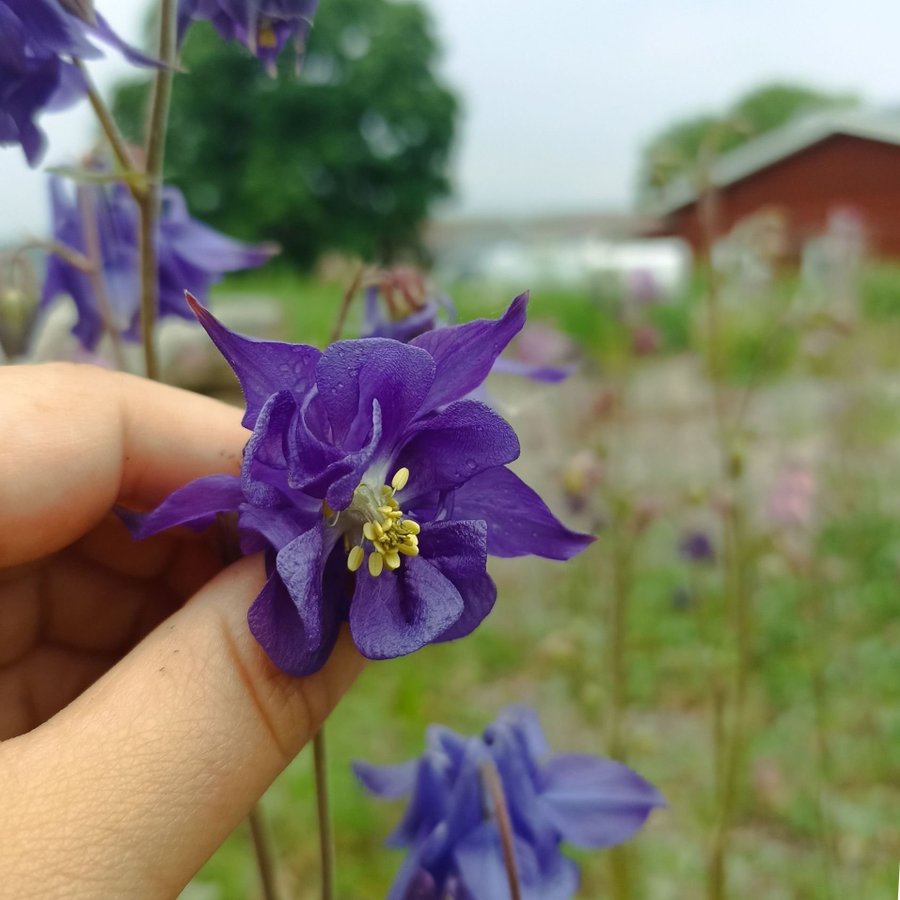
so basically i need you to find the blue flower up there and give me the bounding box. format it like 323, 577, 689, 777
0, 0, 156, 165
678, 529, 715, 565
40, 176, 277, 350
132, 294, 594, 675
177, 0, 319, 75
354, 706, 666, 900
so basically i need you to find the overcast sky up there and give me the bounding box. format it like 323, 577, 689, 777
3, 0, 900, 240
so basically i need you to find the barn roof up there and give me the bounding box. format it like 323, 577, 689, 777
654, 108, 900, 215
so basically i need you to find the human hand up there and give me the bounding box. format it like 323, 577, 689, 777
0, 363, 364, 898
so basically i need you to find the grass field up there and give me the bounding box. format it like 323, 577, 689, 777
188, 266, 900, 898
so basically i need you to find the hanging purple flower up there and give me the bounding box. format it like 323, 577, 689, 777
362, 268, 456, 344
354, 706, 665, 900
41, 176, 277, 350
177, 0, 319, 75
362, 267, 573, 386
0, 0, 157, 165
132, 293, 593, 676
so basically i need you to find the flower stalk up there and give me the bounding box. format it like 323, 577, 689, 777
313, 728, 335, 900
136, 0, 179, 380
248, 804, 281, 900
480, 760, 522, 900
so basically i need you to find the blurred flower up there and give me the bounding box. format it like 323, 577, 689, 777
363, 267, 573, 387
362, 267, 456, 343
133, 295, 594, 675
678, 529, 715, 564
354, 706, 665, 900
630, 322, 661, 356
766, 466, 817, 529
41, 177, 276, 350
561, 449, 603, 514
177, 0, 319, 75
0, 0, 156, 165
625, 268, 660, 306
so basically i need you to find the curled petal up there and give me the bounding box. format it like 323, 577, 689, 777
417, 521, 496, 645
396, 400, 520, 498
316, 338, 435, 451
248, 526, 340, 675
349, 556, 464, 660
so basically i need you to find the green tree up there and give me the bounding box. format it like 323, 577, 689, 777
112, 0, 459, 267
639, 82, 859, 201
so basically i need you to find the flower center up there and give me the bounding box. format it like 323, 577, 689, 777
257, 19, 278, 48
345, 467, 420, 577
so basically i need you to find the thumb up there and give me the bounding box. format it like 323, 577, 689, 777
0, 555, 364, 899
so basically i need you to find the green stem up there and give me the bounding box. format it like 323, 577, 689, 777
136, 0, 179, 381
76, 187, 127, 371
313, 728, 335, 900
695, 164, 753, 900
73, 58, 139, 176
248, 804, 281, 900
328, 265, 367, 344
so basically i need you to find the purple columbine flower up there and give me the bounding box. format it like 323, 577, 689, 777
362, 267, 573, 386
177, 0, 319, 75
678, 529, 715, 565
0, 0, 156, 165
362, 268, 457, 344
41, 176, 277, 350
354, 706, 665, 900
132, 293, 594, 675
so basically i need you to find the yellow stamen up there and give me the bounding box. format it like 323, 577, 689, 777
368, 552, 384, 577
400, 520, 421, 535
384, 551, 401, 570
391, 467, 410, 491
257, 21, 277, 48
347, 545, 364, 572
363, 522, 379, 542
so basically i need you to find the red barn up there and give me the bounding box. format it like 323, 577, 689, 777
652, 111, 900, 259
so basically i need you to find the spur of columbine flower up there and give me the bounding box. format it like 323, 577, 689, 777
131, 292, 593, 676
177, 0, 319, 75
0, 0, 157, 165
41, 176, 277, 350
354, 706, 665, 900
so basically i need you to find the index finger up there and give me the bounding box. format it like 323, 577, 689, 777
0, 362, 247, 567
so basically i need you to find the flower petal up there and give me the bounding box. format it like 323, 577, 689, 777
454, 822, 579, 900
417, 520, 496, 644
396, 400, 519, 498
187, 293, 320, 429
450, 467, 594, 560
248, 526, 339, 676
125, 474, 243, 538
349, 555, 464, 660
353, 759, 419, 799
316, 338, 435, 452
491, 355, 574, 383
411, 293, 528, 409
538, 754, 666, 849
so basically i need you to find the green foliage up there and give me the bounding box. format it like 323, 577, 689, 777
861, 263, 900, 320
639, 82, 860, 199
111, 0, 459, 268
